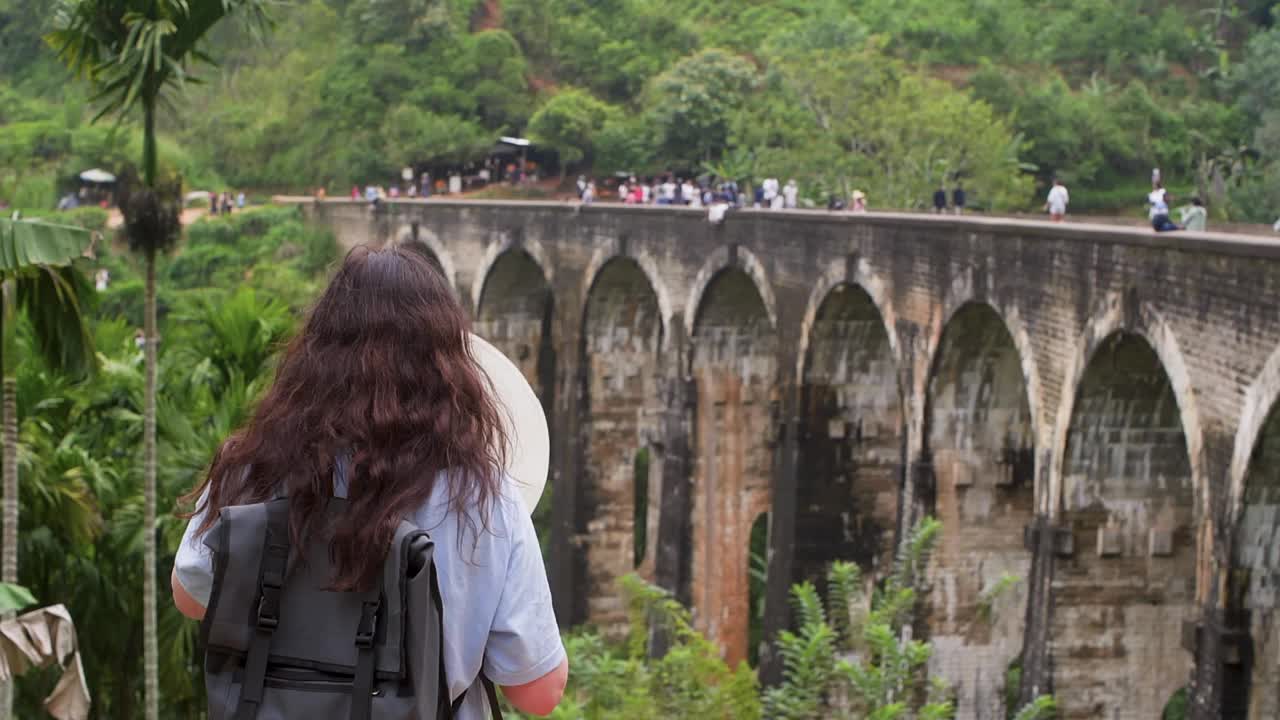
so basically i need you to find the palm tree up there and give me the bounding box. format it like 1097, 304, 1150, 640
0, 217, 96, 717
48, 4, 271, 718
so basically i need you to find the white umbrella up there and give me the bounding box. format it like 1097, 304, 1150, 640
78, 168, 116, 184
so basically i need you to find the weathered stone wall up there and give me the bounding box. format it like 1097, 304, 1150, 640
925, 302, 1035, 720
298, 198, 1280, 717
474, 249, 553, 393
690, 268, 776, 666
580, 257, 664, 635
1056, 332, 1195, 719
798, 283, 901, 589
1237, 404, 1280, 719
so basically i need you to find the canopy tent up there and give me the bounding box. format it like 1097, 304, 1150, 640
78, 168, 115, 184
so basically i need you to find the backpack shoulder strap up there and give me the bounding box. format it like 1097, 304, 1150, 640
234, 501, 290, 720
482, 674, 503, 720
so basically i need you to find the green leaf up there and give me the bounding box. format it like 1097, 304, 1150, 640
0, 583, 38, 612
0, 218, 93, 273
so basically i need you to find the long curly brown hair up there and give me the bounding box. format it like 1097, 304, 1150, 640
188, 244, 507, 591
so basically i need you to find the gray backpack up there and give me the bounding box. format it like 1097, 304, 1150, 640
199, 497, 501, 720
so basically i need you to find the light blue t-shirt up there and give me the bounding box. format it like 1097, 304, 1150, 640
174, 469, 565, 719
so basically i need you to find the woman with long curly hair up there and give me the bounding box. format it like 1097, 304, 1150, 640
171, 245, 567, 717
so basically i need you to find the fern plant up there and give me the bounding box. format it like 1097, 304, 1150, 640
766, 517, 1054, 720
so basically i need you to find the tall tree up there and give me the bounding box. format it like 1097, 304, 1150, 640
48, 3, 271, 718
0, 217, 95, 718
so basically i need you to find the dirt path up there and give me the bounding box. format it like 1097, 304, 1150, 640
107, 207, 209, 229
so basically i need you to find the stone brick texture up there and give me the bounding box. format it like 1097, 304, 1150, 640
301, 199, 1280, 718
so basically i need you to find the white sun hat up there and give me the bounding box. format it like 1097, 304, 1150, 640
468, 333, 549, 515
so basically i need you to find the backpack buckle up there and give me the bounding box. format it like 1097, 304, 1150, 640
256, 587, 281, 630
355, 601, 379, 648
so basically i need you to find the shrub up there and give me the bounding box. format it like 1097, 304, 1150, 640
297, 225, 340, 277
59, 206, 110, 233
162, 242, 247, 288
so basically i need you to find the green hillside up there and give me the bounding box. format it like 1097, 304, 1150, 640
3, 0, 1279, 217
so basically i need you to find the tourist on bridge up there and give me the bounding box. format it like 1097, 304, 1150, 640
783, 179, 799, 209
933, 186, 947, 213
659, 176, 677, 205
952, 184, 966, 215
1045, 178, 1069, 222
1148, 183, 1181, 232
682, 179, 698, 207
762, 176, 780, 209
851, 189, 867, 213
1179, 197, 1207, 232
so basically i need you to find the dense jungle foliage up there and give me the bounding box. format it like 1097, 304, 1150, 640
3, 0, 1280, 216
9, 206, 340, 718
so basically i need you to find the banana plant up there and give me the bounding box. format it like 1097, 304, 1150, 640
0, 217, 95, 720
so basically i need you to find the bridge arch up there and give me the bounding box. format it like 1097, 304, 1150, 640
1050, 300, 1207, 523
1230, 341, 1280, 519
796, 256, 899, 381
580, 245, 674, 352
684, 245, 777, 344
1048, 301, 1204, 719
688, 264, 777, 667
577, 256, 666, 635
470, 232, 554, 314
923, 294, 1046, 477
920, 300, 1037, 719
393, 223, 458, 294
795, 279, 903, 594
1227, 342, 1280, 718
474, 247, 556, 409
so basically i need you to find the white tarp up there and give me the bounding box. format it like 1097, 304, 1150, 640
78, 169, 115, 184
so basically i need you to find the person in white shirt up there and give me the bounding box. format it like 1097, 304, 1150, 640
682, 180, 699, 207
783, 179, 799, 209
1148, 183, 1180, 232
659, 178, 677, 205
1045, 178, 1069, 222
1147, 185, 1168, 220
762, 177, 780, 209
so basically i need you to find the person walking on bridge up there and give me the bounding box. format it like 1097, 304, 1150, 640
1045, 178, 1069, 222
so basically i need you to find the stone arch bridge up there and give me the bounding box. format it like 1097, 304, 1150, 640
294, 198, 1280, 720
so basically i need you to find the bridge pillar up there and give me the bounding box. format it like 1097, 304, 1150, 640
758, 382, 801, 686
1018, 512, 1062, 707
653, 367, 695, 609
